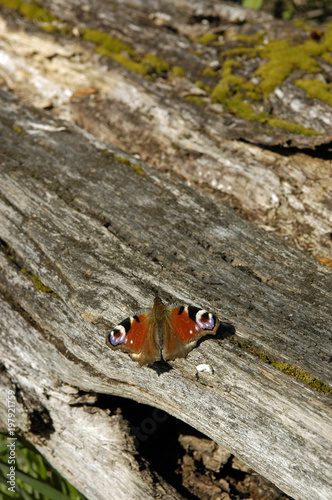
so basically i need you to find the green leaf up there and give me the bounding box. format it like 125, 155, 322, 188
0, 462, 72, 500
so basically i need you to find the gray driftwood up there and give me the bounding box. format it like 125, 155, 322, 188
0, 88, 331, 500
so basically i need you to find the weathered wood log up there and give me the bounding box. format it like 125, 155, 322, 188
0, 87, 331, 500
0, 0, 331, 262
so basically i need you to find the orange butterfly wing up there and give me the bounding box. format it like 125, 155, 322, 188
162, 305, 219, 361
106, 311, 161, 365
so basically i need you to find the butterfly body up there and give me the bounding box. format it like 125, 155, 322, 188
106, 295, 219, 366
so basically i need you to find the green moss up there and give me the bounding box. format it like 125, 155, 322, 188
221, 47, 258, 58
192, 33, 217, 45
13, 125, 25, 134
234, 32, 265, 44
295, 79, 332, 107
195, 80, 211, 93
19, 1, 55, 22
142, 53, 169, 73
96, 48, 148, 75
210, 60, 244, 103
32, 275, 61, 298
0, 0, 21, 8
83, 28, 134, 55
322, 52, 332, 65
130, 164, 145, 177
171, 65, 186, 77
255, 39, 322, 96
210, 55, 322, 135
271, 361, 331, 393
250, 346, 332, 393
266, 117, 320, 135
258, 352, 270, 363
202, 67, 218, 78
115, 156, 145, 176
0, 0, 56, 22
83, 30, 171, 77
40, 23, 57, 33
185, 95, 206, 106
220, 24, 332, 101
20, 268, 61, 298
242, 81, 262, 101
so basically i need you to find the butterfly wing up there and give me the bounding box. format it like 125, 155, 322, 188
162, 305, 219, 361
106, 311, 162, 366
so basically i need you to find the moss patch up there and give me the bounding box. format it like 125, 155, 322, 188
255, 38, 322, 97
210, 59, 321, 135
0, 0, 58, 31
230, 339, 331, 393
22, 271, 58, 297
171, 65, 186, 77
185, 95, 206, 106
83, 28, 134, 55
20, 269, 62, 299
96, 48, 148, 75
219, 23, 332, 103
295, 78, 332, 107
0, 1, 171, 79
257, 352, 331, 392
271, 361, 331, 393
195, 80, 212, 93
115, 156, 145, 177
13, 125, 25, 134
192, 33, 218, 45
202, 67, 218, 78
33, 275, 61, 298
142, 53, 169, 73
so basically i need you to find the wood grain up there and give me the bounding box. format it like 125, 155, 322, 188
0, 88, 331, 500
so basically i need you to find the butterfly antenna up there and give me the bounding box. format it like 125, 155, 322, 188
151, 262, 164, 300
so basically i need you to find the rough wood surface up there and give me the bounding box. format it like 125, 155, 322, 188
0, 88, 331, 500
0, 0, 331, 261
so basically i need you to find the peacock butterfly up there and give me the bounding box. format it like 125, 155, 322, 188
106, 294, 219, 365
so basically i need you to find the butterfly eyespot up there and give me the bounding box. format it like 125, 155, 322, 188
109, 325, 126, 346
196, 310, 215, 330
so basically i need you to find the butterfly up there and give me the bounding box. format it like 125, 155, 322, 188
106, 294, 220, 365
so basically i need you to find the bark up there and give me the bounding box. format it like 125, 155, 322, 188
0, 88, 331, 500
0, 0, 331, 261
